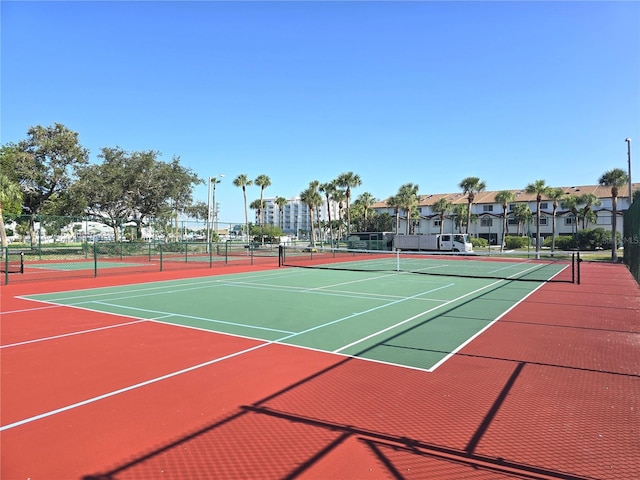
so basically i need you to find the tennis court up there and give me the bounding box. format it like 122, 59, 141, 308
1, 254, 638, 479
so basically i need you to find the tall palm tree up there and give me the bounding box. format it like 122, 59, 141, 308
459, 177, 486, 235
300, 181, 322, 246
432, 197, 451, 235
319, 181, 336, 245
546, 188, 565, 255
254, 174, 271, 243
495, 190, 515, 252
396, 183, 420, 234
0, 173, 23, 248
599, 168, 629, 261
336, 172, 362, 235
249, 198, 265, 240
233, 174, 253, 242
525, 180, 551, 259
274, 196, 288, 231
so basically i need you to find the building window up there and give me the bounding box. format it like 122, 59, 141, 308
540, 202, 548, 210
434, 219, 441, 227
481, 218, 493, 227
564, 217, 576, 226
483, 205, 494, 212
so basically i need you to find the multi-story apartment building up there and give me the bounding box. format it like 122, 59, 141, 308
258, 197, 340, 236
372, 183, 638, 245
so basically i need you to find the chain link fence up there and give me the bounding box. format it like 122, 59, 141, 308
623, 199, 639, 284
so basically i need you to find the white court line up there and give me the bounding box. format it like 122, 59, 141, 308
92, 301, 296, 335
333, 278, 507, 354
1, 280, 454, 432
0, 341, 271, 432
1, 320, 146, 349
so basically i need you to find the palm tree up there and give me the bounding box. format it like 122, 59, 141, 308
332, 188, 346, 241
511, 203, 532, 236
459, 177, 486, 235
336, 172, 362, 235
453, 204, 468, 233
546, 188, 565, 255
386, 194, 402, 235
319, 181, 336, 245
396, 183, 420, 234
432, 197, 452, 235
495, 190, 515, 252
578, 193, 601, 229
254, 174, 271, 243
599, 168, 629, 261
561, 194, 580, 234
249, 199, 264, 240
525, 180, 551, 259
300, 181, 323, 246
233, 174, 253, 242
355, 192, 377, 231
274, 196, 288, 231
0, 173, 23, 248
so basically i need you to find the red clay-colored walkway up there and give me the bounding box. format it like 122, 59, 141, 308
1, 261, 638, 479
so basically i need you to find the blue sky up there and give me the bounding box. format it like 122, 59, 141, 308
2, 1, 639, 223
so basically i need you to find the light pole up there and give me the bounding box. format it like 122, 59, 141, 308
207, 174, 224, 243
212, 174, 224, 232
626, 138, 632, 205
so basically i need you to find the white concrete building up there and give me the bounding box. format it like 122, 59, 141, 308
373, 183, 638, 245
257, 196, 340, 237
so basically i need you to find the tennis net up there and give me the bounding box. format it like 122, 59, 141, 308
279, 246, 578, 283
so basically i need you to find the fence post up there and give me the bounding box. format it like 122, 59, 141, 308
93, 242, 98, 278
4, 247, 8, 285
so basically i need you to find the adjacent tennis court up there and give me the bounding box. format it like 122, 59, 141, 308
1, 255, 638, 480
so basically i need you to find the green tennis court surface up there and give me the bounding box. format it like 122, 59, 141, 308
22, 268, 547, 371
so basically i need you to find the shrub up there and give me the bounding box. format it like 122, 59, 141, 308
471, 237, 488, 249
504, 235, 530, 249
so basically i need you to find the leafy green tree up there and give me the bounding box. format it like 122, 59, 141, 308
13, 123, 89, 239
0, 174, 23, 247
300, 181, 322, 246
233, 174, 253, 242
525, 180, 551, 258
336, 171, 362, 235
459, 177, 486, 234
599, 168, 629, 260
432, 198, 452, 236
495, 190, 515, 252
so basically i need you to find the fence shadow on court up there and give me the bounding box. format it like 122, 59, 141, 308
81, 279, 602, 480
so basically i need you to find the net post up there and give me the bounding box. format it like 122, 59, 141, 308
93, 242, 98, 277
396, 248, 400, 272
279, 244, 284, 267
20, 251, 24, 274
577, 251, 581, 285
4, 247, 8, 285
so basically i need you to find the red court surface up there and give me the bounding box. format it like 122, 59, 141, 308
1, 261, 638, 479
